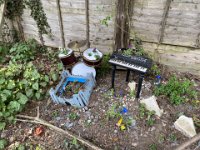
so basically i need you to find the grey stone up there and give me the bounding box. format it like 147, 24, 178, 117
174, 115, 197, 138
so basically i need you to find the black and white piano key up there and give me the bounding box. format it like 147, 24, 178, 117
109, 59, 147, 72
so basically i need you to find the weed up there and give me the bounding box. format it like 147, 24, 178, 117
52, 110, 59, 118
100, 15, 111, 27
122, 48, 133, 56
169, 133, 177, 142
154, 76, 197, 105
150, 64, 161, 76
149, 143, 157, 150
84, 120, 92, 127
69, 112, 79, 120
158, 134, 165, 143
106, 104, 121, 120
64, 138, 85, 150
59, 47, 70, 55
129, 90, 135, 98
139, 104, 156, 126
102, 88, 114, 99
96, 54, 111, 77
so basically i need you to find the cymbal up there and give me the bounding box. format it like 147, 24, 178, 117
67, 40, 87, 49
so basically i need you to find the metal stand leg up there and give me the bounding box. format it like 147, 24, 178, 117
111, 65, 116, 88
126, 69, 130, 82
136, 74, 144, 98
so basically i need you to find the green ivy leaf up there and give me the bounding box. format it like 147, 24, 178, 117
9, 101, 21, 111
0, 122, 6, 130
0, 139, 7, 150
0, 94, 7, 102
32, 82, 39, 90
7, 116, 14, 122
57, 63, 63, 71
44, 75, 49, 82
51, 73, 58, 81
2, 90, 11, 96
40, 82, 47, 87
7, 80, 15, 89
0, 78, 5, 85
26, 89, 34, 98
35, 92, 41, 100
18, 94, 28, 105
17, 144, 25, 150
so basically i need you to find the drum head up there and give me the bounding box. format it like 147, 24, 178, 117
83, 48, 103, 61
72, 62, 96, 77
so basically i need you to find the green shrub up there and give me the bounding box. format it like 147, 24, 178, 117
0, 43, 11, 63
97, 54, 111, 77
9, 39, 38, 63
154, 76, 197, 105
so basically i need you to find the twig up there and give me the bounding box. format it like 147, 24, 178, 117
16, 109, 103, 150
175, 133, 200, 150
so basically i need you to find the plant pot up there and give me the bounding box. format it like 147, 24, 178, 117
58, 49, 77, 67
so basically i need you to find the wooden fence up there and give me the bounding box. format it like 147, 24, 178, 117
0, 0, 200, 76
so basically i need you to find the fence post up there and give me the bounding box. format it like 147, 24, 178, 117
56, 0, 66, 48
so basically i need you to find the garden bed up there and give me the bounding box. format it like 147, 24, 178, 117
1, 66, 200, 150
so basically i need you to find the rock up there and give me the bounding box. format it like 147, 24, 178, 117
1, 131, 7, 138
114, 130, 118, 134
174, 115, 197, 138
140, 96, 163, 117
128, 81, 136, 91
9, 136, 16, 143
150, 126, 156, 132
132, 142, 138, 147
64, 122, 74, 128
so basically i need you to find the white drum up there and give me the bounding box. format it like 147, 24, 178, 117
72, 62, 96, 78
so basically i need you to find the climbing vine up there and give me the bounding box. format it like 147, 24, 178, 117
0, 0, 50, 35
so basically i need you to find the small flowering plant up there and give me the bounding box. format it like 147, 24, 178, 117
59, 47, 69, 56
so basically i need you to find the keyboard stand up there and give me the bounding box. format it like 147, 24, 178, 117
111, 64, 144, 98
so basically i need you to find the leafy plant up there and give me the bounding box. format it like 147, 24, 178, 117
97, 54, 111, 77
94, 54, 100, 60
0, 42, 11, 63
69, 112, 79, 120
139, 104, 156, 126
100, 15, 111, 27
59, 47, 70, 55
63, 138, 85, 150
0, 0, 50, 37
9, 39, 38, 63
154, 76, 197, 105
0, 61, 57, 128
168, 133, 177, 142
88, 53, 92, 56
149, 143, 157, 150
0, 139, 7, 150
106, 104, 121, 120
150, 64, 161, 76
122, 48, 133, 56
158, 134, 165, 143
